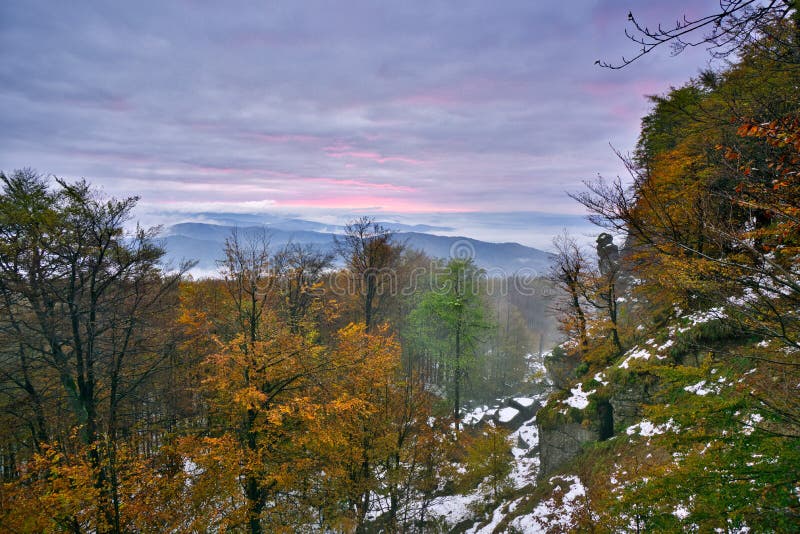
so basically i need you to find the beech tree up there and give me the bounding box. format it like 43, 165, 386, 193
0, 169, 190, 532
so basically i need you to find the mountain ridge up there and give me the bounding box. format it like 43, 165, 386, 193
161, 221, 553, 276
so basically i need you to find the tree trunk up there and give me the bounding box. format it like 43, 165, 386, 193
454, 324, 461, 425
245, 407, 266, 534
364, 275, 376, 330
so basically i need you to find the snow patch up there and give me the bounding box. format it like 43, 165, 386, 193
593, 372, 608, 386
428, 492, 481, 525
684, 380, 715, 396
513, 397, 536, 408
497, 407, 520, 423
673, 504, 690, 520
684, 307, 727, 325
509, 475, 587, 533
563, 383, 595, 409
657, 338, 674, 351
742, 413, 763, 436
619, 346, 651, 369
626, 419, 677, 437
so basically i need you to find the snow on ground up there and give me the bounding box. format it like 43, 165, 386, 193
497, 407, 520, 423
626, 418, 677, 437
742, 413, 763, 436
563, 383, 595, 409
619, 346, 651, 369
428, 420, 540, 528
684, 307, 727, 325
593, 372, 609, 386
466, 497, 525, 534
513, 396, 536, 408
508, 475, 588, 533
673, 503, 690, 520
428, 490, 482, 526
463, 405, 490, 425
684, 380, 716, 396
428, 390, 547, 530
656, 338, 674, 351
509, 420, 540, 489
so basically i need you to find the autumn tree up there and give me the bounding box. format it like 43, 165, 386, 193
202, 318, 327, 533
564, 16, 800, 529
458, 426, 513, 502
309, 323, 448, 532
201, 228, 330, 533
0, 170, 190, 532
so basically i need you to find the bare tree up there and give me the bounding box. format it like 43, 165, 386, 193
549, 231, 591, 360
334, 217, 401, 330
581, 234, 624, 356
218, 227, 275, 347
597, 0, 798, 69
274, 243, 333, 333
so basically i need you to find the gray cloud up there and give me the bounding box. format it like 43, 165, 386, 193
1, 0, 717, 241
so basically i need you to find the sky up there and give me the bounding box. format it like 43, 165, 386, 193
0, 1, 721, 249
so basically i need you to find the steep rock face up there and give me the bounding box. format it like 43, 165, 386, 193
609, 380, 650, 430
538, 423, 599, 477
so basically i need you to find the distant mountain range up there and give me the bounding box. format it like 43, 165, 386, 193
160, 217, 553, 277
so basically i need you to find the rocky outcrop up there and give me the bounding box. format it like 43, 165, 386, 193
609, 381, 649, 430
464, 396, 542, 431
538, 422, 599, 477
536, 374, 659, 476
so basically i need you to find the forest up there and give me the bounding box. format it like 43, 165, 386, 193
0, 181, 555, 532
2, 1, 800, 533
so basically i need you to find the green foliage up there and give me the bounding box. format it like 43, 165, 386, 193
532, 16, 800, 532
667, 318, 742, 365
407, 258, 492, 419
458, 426, 513, 502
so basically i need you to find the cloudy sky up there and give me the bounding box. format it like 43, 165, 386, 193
1, 1, 719, 248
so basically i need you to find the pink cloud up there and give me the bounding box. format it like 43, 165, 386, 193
324, 145, 424, 165
306, 177, 417, 193
276, 195, 468, 213
400, 91, 461, 106
581, 78, 664, 98
248, 133, 321, 144
398, 77, 528, 108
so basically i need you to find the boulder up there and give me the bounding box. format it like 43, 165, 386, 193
538, 422, 599, 477
494, 406, 525, 429
508, 397, 540, 419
